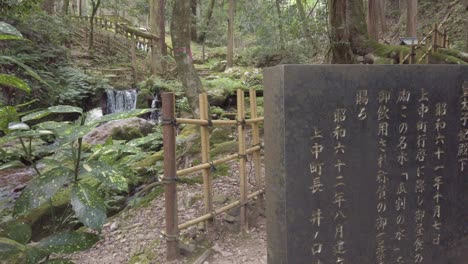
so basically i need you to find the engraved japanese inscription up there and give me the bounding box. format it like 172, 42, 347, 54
264, 65, 468, 264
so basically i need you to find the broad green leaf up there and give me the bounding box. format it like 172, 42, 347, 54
37, 231, 99, 254
0, 237, 25, 259
4, 223, 32, 244
48, 105, 83, 115
0, 74, 30, 93
0, 22, 22, 37
80, 161, 128, 191
43, 259, 75, 264
24, 246, 47, 263
0, 160, 25, 171
0, 106, 18, 133
71, 183, 107, 231
22, 105, 82, 123
14, 99, 39, 109
91, 109, 153, 125
0, 34, 25, 41
6, 129, 53, 140
21, 110, 49, 122
0, 56, 48, 86
127, 132, 162, 147
14, 167, 73, 216
8, 122, 29, 131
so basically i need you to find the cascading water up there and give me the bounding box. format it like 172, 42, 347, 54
105, 89, 138, 114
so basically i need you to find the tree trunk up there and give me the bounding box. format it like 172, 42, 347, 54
63, 0, 70, 14
88, 0, 101, 51
274, 0, 285, 51
296, 0, 314, 45
150, 0, 167, 75
226, 0, 235, 68
199, 0, 215, 43
42, 0, 55, 14
329, 0, 369, 63
406, 0, 417, 37
171, 0, 203, 115
368, 0, 385, 40
191, 0, 198, 42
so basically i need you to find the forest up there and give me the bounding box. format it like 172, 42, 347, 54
0, 0, 468, 263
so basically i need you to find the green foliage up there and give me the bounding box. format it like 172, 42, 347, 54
70, 183, 107, 231
0, 224, 99, 263
0, 22, 22, 37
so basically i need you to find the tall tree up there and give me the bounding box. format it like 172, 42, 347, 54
329, 0, 370, 63
88, 0, 101, 51
406, 0, 417, 37
63, 0, 70, 14
274, 0, 285, 51
296, 0, 314, 45
226, 0, 235, 68
171, 0, 204, 115
42, 0, 55, 14
368, 0, 385, 40
150, 0, 167, 75
191, 0, 198, 41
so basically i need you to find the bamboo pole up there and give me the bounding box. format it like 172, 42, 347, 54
443, 29, 447, 48
176, 117, 263, 126
249, 89, 262, 190
178, 189, 264, 230
237, 89, 247, 230
162, 93, 179, 260
199, 93, 212, 227
176, 146, 261, 176
432, 23, 438, 53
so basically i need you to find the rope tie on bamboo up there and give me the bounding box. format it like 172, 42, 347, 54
236, 119, 246, 129
209, 161, 217, 172
161, 176, 179, 184
164, 234, 179, 242
238, 154, 248, 161
202, 119, 213, 127
160, 118, 178, 128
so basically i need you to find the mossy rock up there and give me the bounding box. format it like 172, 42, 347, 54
133, 150, 163, 175
374, 57, 393, 64
128, 254, 152, 264
203, 78, 245, 106
210, 127, 234, 145
211, 140, 237, 158
110, 126, 144, 141
177, 125, 201, 156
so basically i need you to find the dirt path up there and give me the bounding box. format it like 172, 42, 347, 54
71, 160, 267, 264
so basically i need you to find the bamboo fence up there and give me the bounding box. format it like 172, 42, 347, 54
400, 23, 451, 65
161, 89, 264, 260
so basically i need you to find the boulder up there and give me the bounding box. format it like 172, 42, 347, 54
84, 117, 154, 145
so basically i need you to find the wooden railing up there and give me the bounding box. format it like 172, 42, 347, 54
401, 22, 452, 64
161, 89, 264, 260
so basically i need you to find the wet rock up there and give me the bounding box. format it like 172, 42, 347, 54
84, 117, 154, 144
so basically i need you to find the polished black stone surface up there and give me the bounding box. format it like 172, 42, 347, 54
264, 65, 468, 264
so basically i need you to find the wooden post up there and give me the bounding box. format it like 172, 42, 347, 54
237, 89, 247, 230
199, 93, 212, 227
443, 29, 447, 48
432, 23, 438, 53
399, 51, 404, 64
249, 89, 262, 190
410, 39, 415, 64
130, 33, 138, 83
162, 92, 179, 260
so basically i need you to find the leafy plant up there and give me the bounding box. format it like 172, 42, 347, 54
0, 222, 99, 263
0, 106, 153, 262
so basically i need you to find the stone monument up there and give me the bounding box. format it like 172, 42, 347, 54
264, 65, 468, 264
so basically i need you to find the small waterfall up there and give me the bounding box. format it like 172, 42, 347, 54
85, 108, 103, 124
105, 89, 138, 114
150, 94, 161, 122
